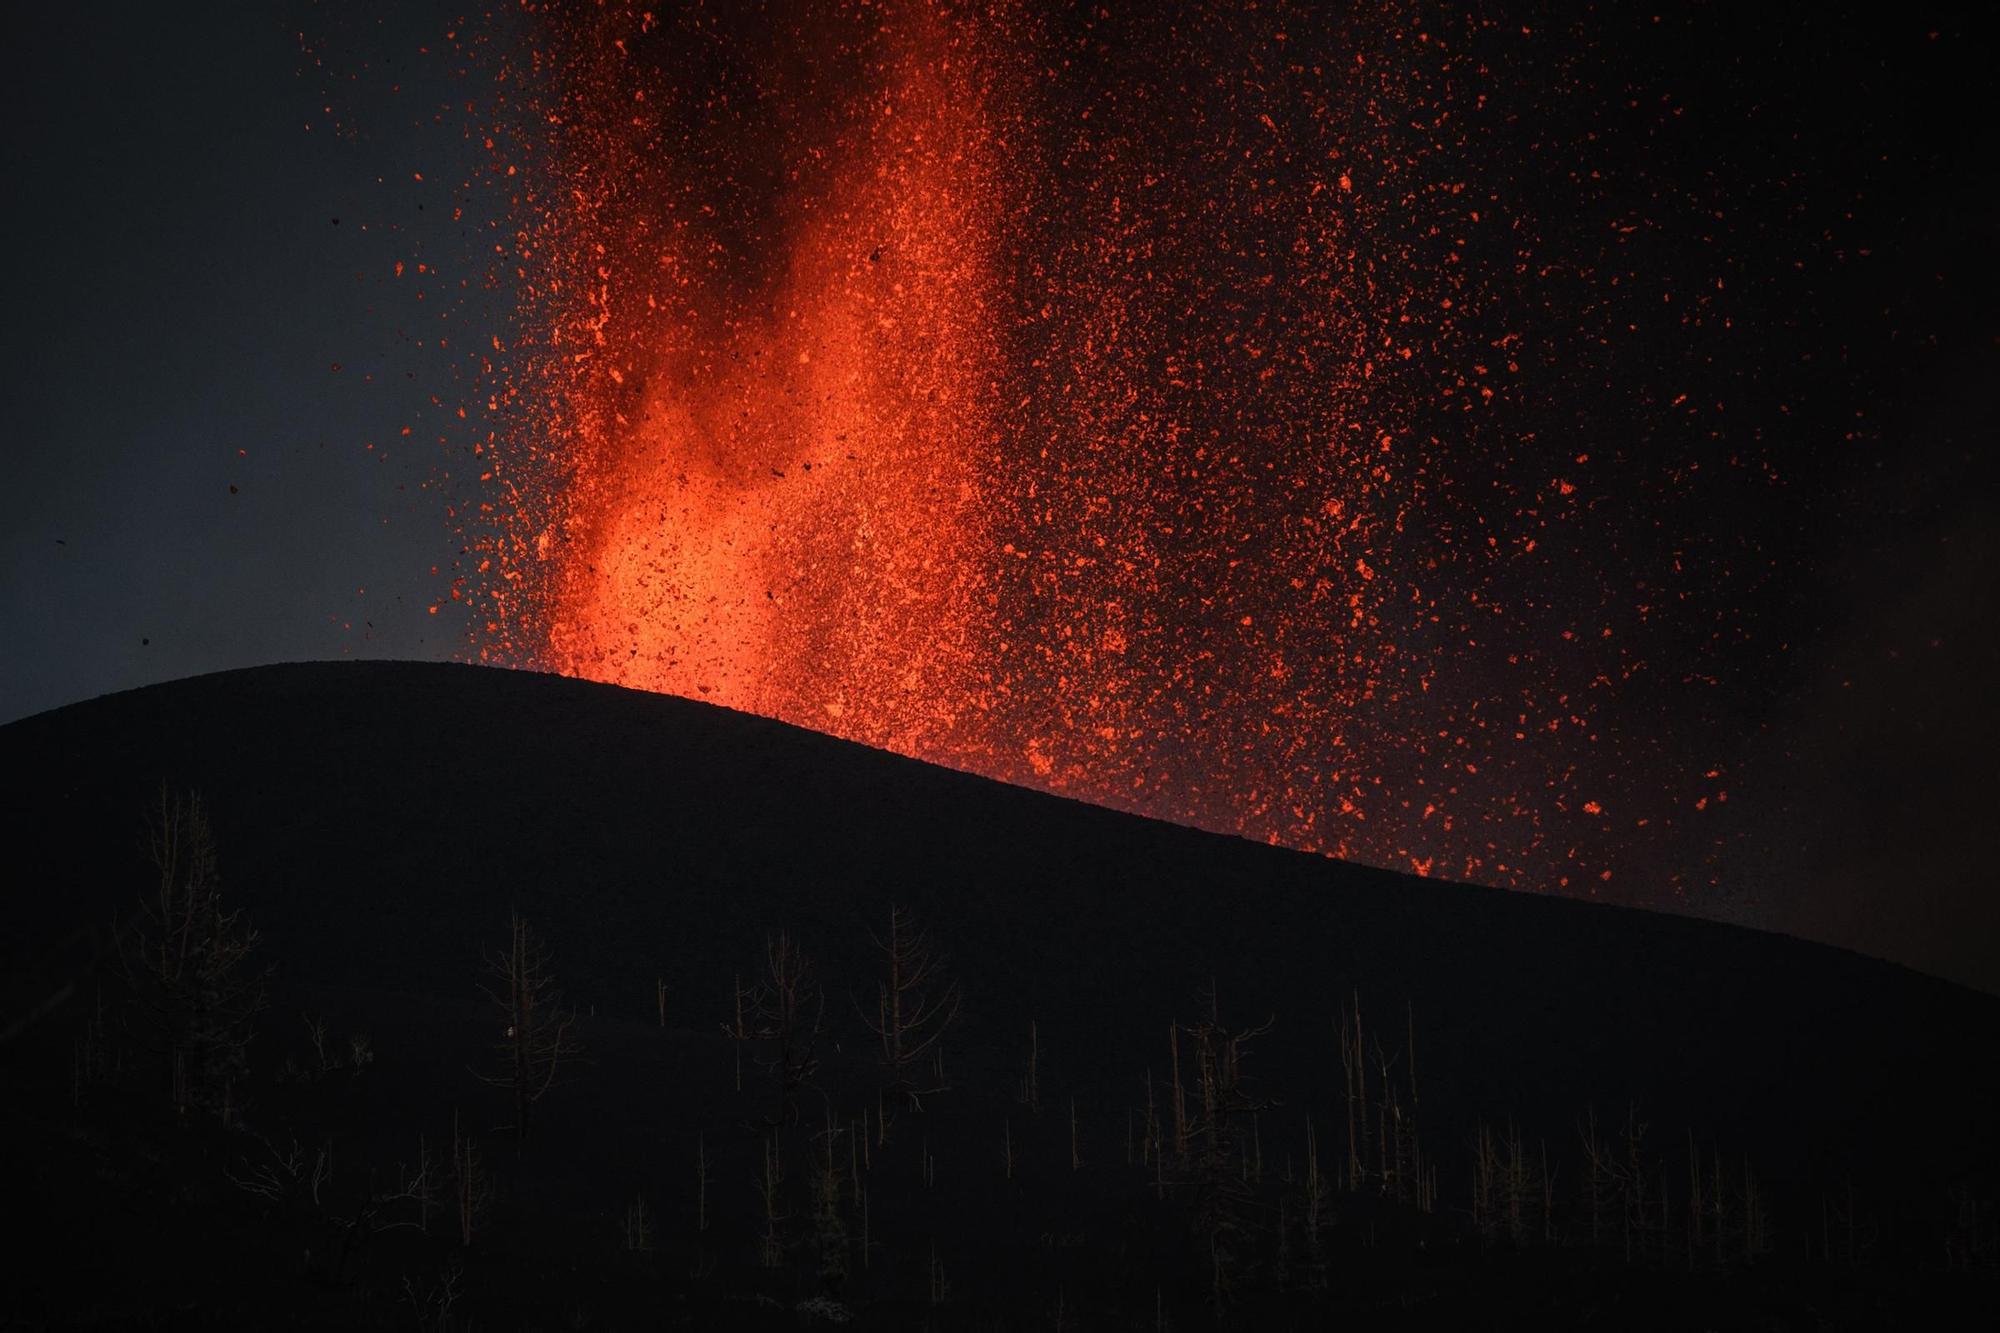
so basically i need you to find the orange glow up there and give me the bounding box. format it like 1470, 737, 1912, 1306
539, 16, 1002, 756
446, 2, 1760, 901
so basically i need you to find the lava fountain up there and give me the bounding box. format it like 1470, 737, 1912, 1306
533, 10, 1006, 757
469, 2, 1768, 900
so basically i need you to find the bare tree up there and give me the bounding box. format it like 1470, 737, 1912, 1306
928, 1239, 949, 1306
810, 1105, 851, 1290
723, 972, 750, 1092
1577, 1102, 1661, 1263
474, 910, 581, 1147
1501, 1119, 1534, 1246
746, 928, 825, 1127
1619, 1103, 1654, 1264
1180, 982, 1278, 1319
401, 1265, 463, 1333
226, 1129, 440, 1286
1301, 1116, 1328, 1287
1472, 1121, 1499, 1243
856, 904, 961, 1111
1739, 1151, 1773, 1262
225, 1134, 331, 1208
1579, 1104, 1613, 1250
756, 1130, 791, 1269
622, 1192, 653, 1252
405, 1135, 442, 1235
120, 785, 266, 1119
1170, 1021, 1188, 1163
451, 1109, 491, 1247
1337, 996, 1366, 1191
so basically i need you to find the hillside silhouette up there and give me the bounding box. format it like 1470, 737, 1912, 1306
2, 661, 1994, 1328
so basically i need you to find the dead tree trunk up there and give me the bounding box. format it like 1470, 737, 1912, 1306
120, 786, 266, 1119
474, 910, 580, 1149
857, 905, 960, 1111
1180, 984, 1277, 1319
748, 928, 824, 1127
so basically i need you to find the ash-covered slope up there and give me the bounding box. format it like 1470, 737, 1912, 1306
3, 660, 1996, 1333
4, 661, 1990, 1183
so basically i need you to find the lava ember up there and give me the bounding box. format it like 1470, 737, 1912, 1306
453, 1, 1888, 907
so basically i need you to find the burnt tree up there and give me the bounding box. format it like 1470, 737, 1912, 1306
1180, 983, 1278, 1320
120, 785, 266, 1119
475, 909, 580, 1148
857, 903, 961, 1110
747, 928, 825, 1127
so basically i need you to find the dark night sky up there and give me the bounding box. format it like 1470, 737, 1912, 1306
1, 2, 1995, 992
1, 2, 487, 722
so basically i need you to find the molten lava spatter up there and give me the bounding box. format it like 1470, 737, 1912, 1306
533, 14, 1006, 759
453, 2, 1814, 900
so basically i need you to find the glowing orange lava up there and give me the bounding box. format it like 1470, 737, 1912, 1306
462, 2, 1761, 900
538, 15, 1005, 759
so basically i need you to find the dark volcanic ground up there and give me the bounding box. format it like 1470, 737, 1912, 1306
2, 661, 1994, 1328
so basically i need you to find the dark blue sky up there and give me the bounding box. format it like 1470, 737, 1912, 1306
1, 1, 494, 724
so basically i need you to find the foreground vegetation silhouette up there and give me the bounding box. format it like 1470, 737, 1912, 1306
1, 663, 1994, 1329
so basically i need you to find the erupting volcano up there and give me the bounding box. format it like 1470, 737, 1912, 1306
6, 6, 1999, 1324
453, 2, 1846, 905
